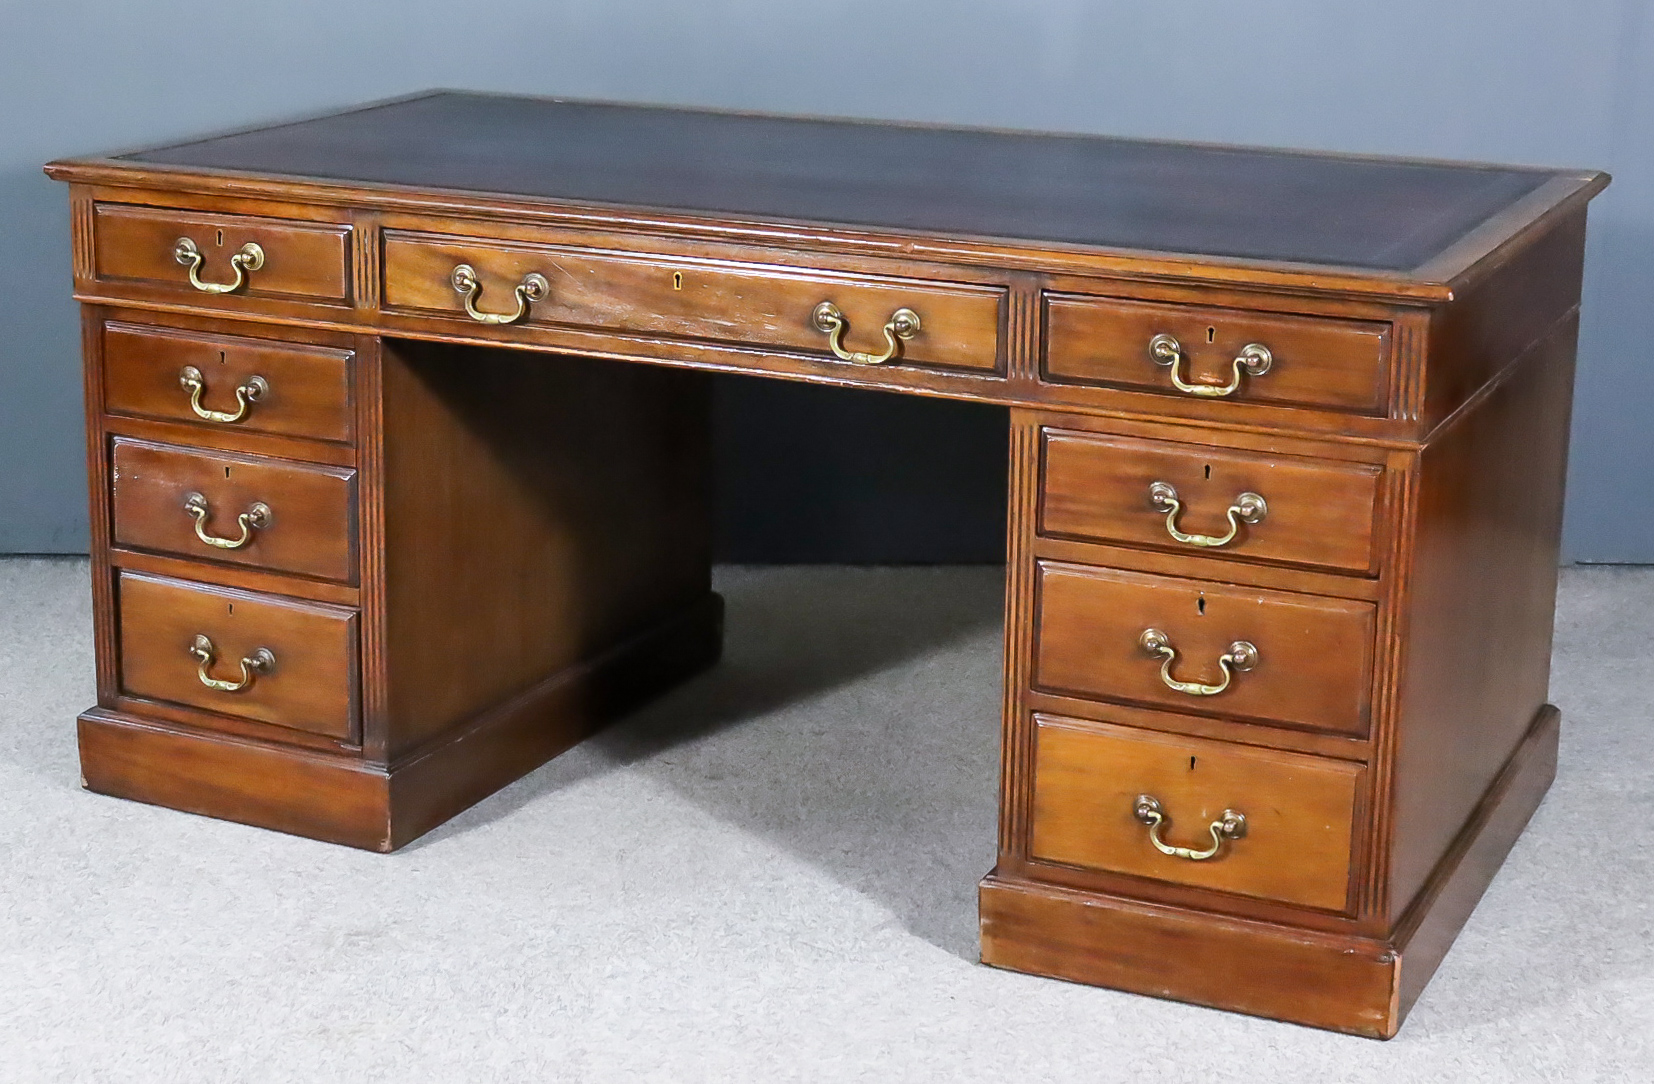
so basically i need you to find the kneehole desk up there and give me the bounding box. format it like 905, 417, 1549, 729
46, 91, 1608, 1037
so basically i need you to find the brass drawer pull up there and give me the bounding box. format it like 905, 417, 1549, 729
173, 237, 265, 295
1133, 794, 1246, 860
188, 634, 275, 693
450, 264, 550, 325
1148, 333, 1272, 398
1148, 481, 1267, 548
812, 301, 921, 365
178, 366, 268, 424
1139, 628, 1257, 696
183, 492, 270, 550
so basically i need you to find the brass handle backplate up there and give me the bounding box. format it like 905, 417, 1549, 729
183, 492, 270, 550
174, 237, 265, 295
812, 302, 921, 365
451, 264, 550, 325
1148, 482, 1267, 548
188, 634, 275, 693
178, 366, 268, 424
1133, 794, 1246, 861
1139, 628, 1258, 696
1148, 333, 1272, 398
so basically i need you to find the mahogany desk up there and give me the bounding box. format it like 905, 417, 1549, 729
45, 92, 1607, 1037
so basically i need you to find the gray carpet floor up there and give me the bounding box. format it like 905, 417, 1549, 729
1, 558, 1650, 1082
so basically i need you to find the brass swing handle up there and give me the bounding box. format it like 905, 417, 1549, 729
1148, 482, 1267, 548
812, 302, 922, 365
188, 634, 275, 693
451, 264, 550, 325
174, 237, 265, 295
1133, 794, 1247, 861
1139, 628, 1258, 696
183, 492, 270, 550
1148, 333, 1272, 398
178, 366, 268, 424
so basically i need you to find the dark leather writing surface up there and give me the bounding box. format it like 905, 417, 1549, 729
125, 92, 1549, 272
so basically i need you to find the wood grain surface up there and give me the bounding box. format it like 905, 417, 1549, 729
1039, 427, 1383, 574
103, 320, 354, 443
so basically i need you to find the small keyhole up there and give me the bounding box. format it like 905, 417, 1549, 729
672, 271, 683, 290
1206, 326, 1216, 343
1190, 756, 1197, 771
218, 350, 226, 367
224, 467, 231, 479
227, 603, 234, 616
1197, 596, 1206, 615
1203, 464, 1211, 480
216, 229, 224, 247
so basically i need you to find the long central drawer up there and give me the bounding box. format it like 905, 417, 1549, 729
381, 230, 1006, 374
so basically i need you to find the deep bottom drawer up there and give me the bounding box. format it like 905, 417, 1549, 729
1030, 713, 1363, 911
116, 571, 358, 740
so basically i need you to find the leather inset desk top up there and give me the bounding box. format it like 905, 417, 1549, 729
120, 91, 1555, 273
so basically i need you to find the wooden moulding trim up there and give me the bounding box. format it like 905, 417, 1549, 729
78, 706, 392, 850
1413, 174, 1610, 295
979, 871, 1400, 1037
1357, 454, 1418, 924
49, 158, 1481, 304
996, 416, 1042, 858
354, 334, 391, 765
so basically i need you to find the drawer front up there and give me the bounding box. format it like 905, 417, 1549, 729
111, 438, 357, 583
1034, 562, 1375, 736
93, 204, 351, 303
1044, 293, 1391, 414
103, 322, 354, 443
382, 231, 1005, 374
117, 571, 358, 739
1030, 714, 1361, 911
1039, 429, 1383, 574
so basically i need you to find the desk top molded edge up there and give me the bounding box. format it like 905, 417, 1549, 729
44, 91, 1609, 306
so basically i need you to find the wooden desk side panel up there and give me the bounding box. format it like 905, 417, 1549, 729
1387, 313, 1578, 921
1420, 209, 1587, 433
377, 341, 714, 760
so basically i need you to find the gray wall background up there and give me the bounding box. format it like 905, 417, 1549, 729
3, 1, 1651, 561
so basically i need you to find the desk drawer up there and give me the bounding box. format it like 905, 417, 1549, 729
116, 571, 358, 740
93, 204, 351, 303
111, 438, 357, 583
1039, 429, 1383, 574
1044, 293, 1391, 414
1033, 561, 1375, 736
381, 231, 1004, 374
1030, 714, 1361, 911
103, 322, 354, 443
